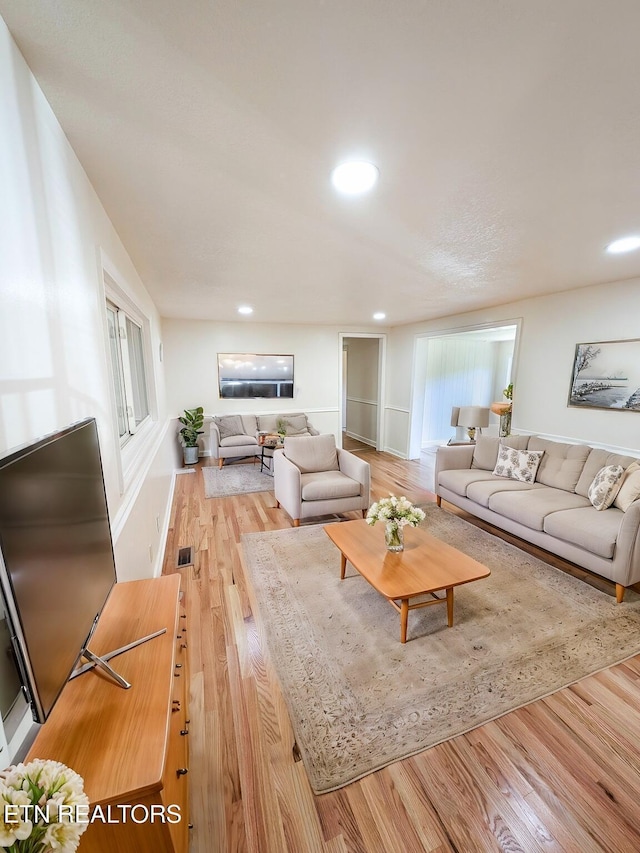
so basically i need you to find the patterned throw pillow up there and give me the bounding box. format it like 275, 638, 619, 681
492, 446, 544, 483
588, 465, 624, 510
214, 415, 246, 440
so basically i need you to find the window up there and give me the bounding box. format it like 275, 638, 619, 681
106, 300, 150, 442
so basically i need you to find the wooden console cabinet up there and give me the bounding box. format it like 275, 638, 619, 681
26, 575, 190, 852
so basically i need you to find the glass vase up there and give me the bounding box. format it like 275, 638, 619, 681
384, 523, 404, 552
499, 410, 512, 437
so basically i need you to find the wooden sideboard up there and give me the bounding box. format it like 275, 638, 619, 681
26, 574, 190, 852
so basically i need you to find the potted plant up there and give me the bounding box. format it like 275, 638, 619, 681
276, 417, 287, 442
178, 406, 204, 464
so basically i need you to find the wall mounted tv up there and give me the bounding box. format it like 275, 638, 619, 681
0, 418, 118, 724
218, 353, 294, 399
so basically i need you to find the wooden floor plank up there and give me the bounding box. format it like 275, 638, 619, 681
163, 450, 640, 852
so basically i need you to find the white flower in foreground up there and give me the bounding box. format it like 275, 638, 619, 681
0, 759, 88, 852
0, 785, 33, 846
43, 819, 86, 852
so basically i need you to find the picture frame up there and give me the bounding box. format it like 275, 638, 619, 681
568, 339, 640, 411
218, 353, 294, 399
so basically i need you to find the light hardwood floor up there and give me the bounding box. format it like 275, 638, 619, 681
162, 450, 640, 852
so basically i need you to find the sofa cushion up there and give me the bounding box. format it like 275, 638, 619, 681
543, 506, 624, 559
466, 478, 545, 508
587, 465, 624, 510
283, 433, 339, 474
282, 414, 310, 436
575, 448, 639, 497
220, 434, 258, 447
438, 469, 500, 497
471, 435, 530, 471
214, 414, 246, 439
300, 471, 361, 501
240, 414, 258, 436
528, 437, 591, 492
257, 413, 308, 434
492, 446, 544, 483
614, 465, 640, 511
488, 488, 591, 531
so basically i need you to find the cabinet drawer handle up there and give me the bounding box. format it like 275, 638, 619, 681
176, 768, 189, 777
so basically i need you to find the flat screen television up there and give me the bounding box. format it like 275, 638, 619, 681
218, 353, 294, 398
0, 418, 117, 724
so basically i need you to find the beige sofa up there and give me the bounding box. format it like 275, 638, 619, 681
435, 435, 640, 601
209, 412, 318, 467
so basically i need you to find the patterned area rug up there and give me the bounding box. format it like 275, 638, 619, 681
203, 463, 274, 498
241, 506, 640, 793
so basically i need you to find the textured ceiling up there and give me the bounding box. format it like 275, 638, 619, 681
2, 1, 640, 326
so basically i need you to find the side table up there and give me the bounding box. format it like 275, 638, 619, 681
260, 442, 284, 473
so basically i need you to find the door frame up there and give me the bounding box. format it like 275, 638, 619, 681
339, 333, 387, 451
407, 319, 522, 458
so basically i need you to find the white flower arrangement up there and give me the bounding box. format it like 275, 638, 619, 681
366, 494, 426, 530
0, 759, 89, 853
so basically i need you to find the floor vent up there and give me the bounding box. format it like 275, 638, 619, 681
177, 547, 193, 567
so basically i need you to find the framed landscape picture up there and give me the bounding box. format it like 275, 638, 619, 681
568, 339, 640, 411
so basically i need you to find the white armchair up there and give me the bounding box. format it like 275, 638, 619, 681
273, 434, 371, 527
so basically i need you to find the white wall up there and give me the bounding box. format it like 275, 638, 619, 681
0, 18, 175, 759
162, 319, 381, 446
388, 279, 640, 457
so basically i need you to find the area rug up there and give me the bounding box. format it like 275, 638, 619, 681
241, 506, 640, 794
203, 464, 274, 498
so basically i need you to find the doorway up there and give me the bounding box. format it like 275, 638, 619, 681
340, 334, 386, 451
408, 322, 520, 459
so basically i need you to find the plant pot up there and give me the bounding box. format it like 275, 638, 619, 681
183, 445, 199, 465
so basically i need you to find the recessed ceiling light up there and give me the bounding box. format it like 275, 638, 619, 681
606, 235, 640, 254
373, 312, 386, 320
331, 161, 379, 195
238, 305, 253, 315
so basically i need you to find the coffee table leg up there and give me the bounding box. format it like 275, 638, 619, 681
446, 587, 454, 627
340, 553, 347, 580
400, 599, 409, 643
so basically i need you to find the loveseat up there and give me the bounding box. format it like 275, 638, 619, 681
435, 435, 640, 601
209, 412, 318, 467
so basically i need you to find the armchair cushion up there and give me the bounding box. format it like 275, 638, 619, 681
300, 471, 362, 501
283, 434, 339, 474
214, 414, 246, 439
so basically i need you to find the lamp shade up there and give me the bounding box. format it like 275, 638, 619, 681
456, 406, 490, 429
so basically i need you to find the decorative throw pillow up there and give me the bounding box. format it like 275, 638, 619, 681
587, 465, 624, 511
214, 415, 246, 440
614, 461, 640, 512
492, 446, 544, 483
283, 414, 310, 436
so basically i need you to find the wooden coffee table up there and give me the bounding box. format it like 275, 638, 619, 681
324, 518, 491, 643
